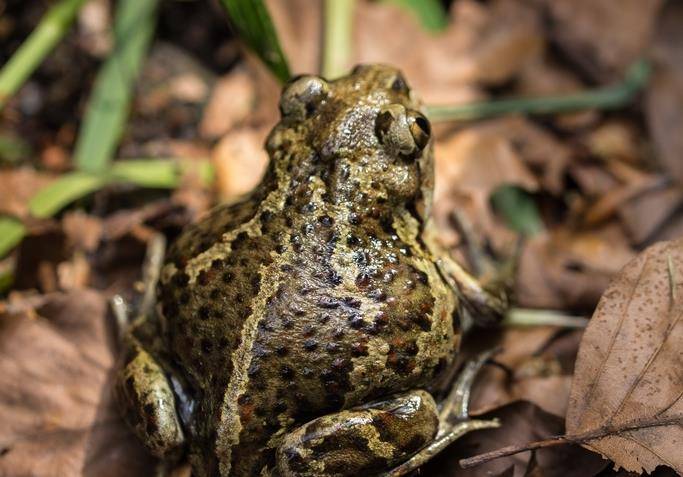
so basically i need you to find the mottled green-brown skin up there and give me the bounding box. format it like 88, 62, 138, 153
277, 390, 439, 476
117, 64, 461, 476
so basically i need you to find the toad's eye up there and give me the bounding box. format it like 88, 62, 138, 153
375, 105, 431, 158
280, 75, 329, 120
408, 111, 430, 151
390, 74, 409, 94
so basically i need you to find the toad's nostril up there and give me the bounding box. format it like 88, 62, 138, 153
375, 110, 395, 138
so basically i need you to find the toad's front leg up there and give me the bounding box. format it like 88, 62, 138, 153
115, 336, 186, 459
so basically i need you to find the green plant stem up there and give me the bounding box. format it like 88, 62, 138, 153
504, 308, 588, 329
0, 217, 27, 260
321, 0, 355, 79
0, 0, 89, 109
219, 0, 291, 83
427, 60, 651, 123
73, 0, 159, 173
28, 158, 212, 219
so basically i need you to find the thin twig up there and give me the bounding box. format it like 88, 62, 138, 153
0, 0, 89, 108
459, 413, 683, 469
321, 0, 355, 79
504, 308, 589, 329
427, 60, 651, 123
668, 253, 677, 303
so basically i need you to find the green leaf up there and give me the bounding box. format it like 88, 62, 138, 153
0, 217, 26, 258
28, 172, 107, 219
111, 158, 213, 188
384, 0, 448, 33
27, 159, 214, 219
219, 0, 291, 83
490, 185, 543, 236
0, 133, 31, 164
0, 0, 88, 109
73, 0, 159, 172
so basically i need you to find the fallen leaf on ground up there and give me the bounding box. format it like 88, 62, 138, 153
617, 185, 683, 245
468, 327, 580, 418
582, 121, 643, 166
646, 0, 683, 186
0, 168, 54, 218
515, 225, 636, 310
424, 401, 607, 477
534, 0, 663, 80
199, 67, 256, 139
0, 290, 155, 476
566, 236, 683, 474
212, 127, 269, 200
269, 0, 543, 104
433, 118, 540, 253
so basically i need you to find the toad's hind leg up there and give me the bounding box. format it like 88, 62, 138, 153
380, 351, 500, 477
276, 390, 440, 477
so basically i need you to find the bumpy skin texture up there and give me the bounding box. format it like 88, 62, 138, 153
277, 390, 439, 476
117, 64, 461, 476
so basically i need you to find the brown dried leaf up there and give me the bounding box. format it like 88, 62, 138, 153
269, 0, 543, 103
199, 67, 256, 139
566, 237, 683, 474
617, 185, 683, 245
0, 290, 155, 476
0, 168, 55, 218
515, 225, 636, 310
469, 327, 580, 418
433, 118, 544, 253
533, 0, 663, 80
212, 127, 269, 200
424, 401, 607, 477
646, 1, 683, 185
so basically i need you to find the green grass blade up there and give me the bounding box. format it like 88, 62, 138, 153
428, 60, 651, 122
27, 159, 213, 219
1, 159, 213, 258
73, 0, 159, 173
0, 0, 89, 109
384, 0, 448, 33
28, 172, 106, 219
111, 158, 213, 188
490, 185, 543, 236
219, 0, 291, 83
0, 217, 27, 258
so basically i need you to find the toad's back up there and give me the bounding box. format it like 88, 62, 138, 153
157, 65, 459, 476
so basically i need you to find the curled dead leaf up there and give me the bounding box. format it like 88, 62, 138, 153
566, 237, 683, 473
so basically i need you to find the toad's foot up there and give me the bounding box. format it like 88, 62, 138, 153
380, 350, 500, 477
111, 233, 166, 338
